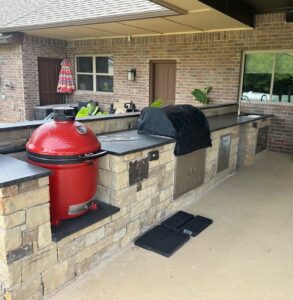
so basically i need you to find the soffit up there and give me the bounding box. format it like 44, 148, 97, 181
166, 10, 248, 31
21, 0, 252, 40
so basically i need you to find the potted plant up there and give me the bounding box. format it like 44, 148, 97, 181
150, 99, 163, 107
191, 86, 212, 105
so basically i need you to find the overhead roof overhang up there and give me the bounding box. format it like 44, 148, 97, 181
11, 0, 254, 41
0, 1, 292, 42
8, 0, 293, 42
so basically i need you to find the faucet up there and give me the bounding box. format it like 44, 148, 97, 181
238, 95, 250, 116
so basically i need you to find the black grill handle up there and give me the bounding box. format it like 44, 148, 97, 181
27, 150, 108, 165
78, 150, 108, 161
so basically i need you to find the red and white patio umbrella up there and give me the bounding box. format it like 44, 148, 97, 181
57, 58, 75, 101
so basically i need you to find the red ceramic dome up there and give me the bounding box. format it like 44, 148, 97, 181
26, 107, 104, 226
26, 120, 100, 156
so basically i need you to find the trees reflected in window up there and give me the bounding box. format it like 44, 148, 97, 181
273, 53, 293, 103
241, 51, 293, 103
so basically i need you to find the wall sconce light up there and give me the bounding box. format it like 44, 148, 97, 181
286, 10, 293, 22
127, 69, 136, 81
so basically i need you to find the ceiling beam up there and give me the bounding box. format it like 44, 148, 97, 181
163, 17, 204, 31
198, 0, 254, 27
117, 22, 163, 34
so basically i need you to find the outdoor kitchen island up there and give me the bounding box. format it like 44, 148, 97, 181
96, 112, 272, 224
0, 110, 271, 299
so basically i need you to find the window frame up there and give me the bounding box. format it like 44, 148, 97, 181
75, 55, 114, 93
239, 49, 293, 105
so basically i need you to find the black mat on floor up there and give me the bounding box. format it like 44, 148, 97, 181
161, 211, 193, 230
134, 225, 190, 257
179, 215, 213, 237
135, 211, 213, 257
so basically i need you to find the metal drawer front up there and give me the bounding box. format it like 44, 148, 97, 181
174, 149, 206, 199
217, 134, 232, 173
255, 126, 269, 154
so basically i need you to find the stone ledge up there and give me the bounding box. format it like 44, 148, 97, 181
51, 201, 120, 242
0, 155, 50, 189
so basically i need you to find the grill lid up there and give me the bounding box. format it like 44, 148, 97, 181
137, 105, 212, 156
26, 107, 101, 157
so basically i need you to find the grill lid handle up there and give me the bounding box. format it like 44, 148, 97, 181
78, 150, 108, 161
53, 106, 75, 121
27, 150, 108, 164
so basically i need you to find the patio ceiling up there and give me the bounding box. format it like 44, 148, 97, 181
0, 0, 256, 41
1, 0, 292, 41
22, 1, 252, 40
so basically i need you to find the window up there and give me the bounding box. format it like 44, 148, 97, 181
76, 56, 113, 92
240, 51, 293, 103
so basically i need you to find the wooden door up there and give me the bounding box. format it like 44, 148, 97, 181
151, 61, 176, 106
38, 57, 62, 106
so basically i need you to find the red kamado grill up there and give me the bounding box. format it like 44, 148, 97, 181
26, 107, 106, 225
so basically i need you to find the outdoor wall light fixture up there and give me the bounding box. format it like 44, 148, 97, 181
286, 10, 293, 22
127, 69, 136, 81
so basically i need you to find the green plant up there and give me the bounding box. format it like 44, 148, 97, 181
76, 106, 90, 118
76, 103, 101, 118
97, 111, 109, 115
191, 86, 212, 104
150, 99, 163, 107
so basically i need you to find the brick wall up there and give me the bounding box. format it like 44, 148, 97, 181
242, 103, 293, 153
68, 13, 293, 110
0, 12, 292, 152
0, 44, 25, 122
68, 31, 244, 111
241, 14, 293, 153
22, 35, 67, 120
67, 12, 293, 153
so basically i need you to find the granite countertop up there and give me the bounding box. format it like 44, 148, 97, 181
99, 130, 175, 156
0, 113, 272, 187
0, 113, 272, 157
98, 113, 272, 156
0, 155, 51, 188
208, 113, 272, 132
0, 112, 140, 132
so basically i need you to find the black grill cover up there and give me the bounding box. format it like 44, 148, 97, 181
137, 105, 212, 156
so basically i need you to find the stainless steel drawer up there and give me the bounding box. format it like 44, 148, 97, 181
174, 148, 206, 199
217, 134, 232, 173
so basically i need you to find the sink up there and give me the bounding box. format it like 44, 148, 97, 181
242, 114, 262, 118
99, 135, 138, 142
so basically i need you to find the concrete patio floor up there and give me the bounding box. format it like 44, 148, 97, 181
52, 151, 293, 300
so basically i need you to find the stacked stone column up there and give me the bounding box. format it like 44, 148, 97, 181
0, 177, 52, 299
